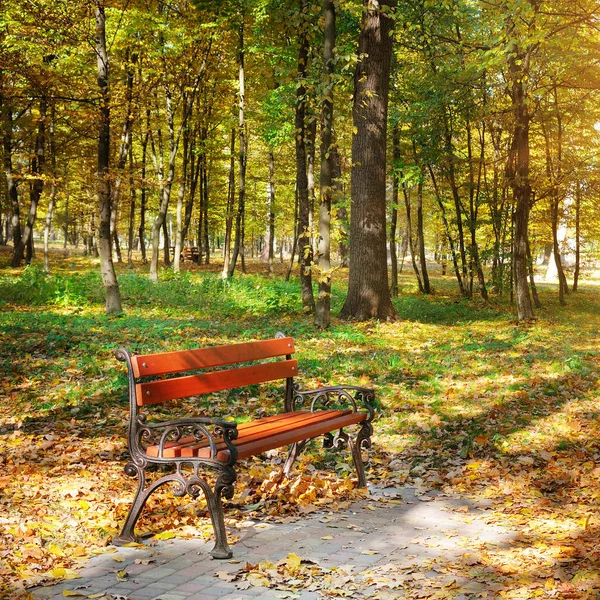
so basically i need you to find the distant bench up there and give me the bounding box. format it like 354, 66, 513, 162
113, 335, 375, 559
169, 246, 199, 263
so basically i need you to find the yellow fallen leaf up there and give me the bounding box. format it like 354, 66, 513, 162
321, 535, 334, 540
47, 543, 65, 557
62, 591, 85, 597
50, 568, 81, 580
153, 531, 176, 540
361, 550, 378, 555
285, 553, 302, 573
112, 554, 126, 562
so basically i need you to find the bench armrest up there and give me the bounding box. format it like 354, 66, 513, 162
131, 416, 239, 466
289, 385, 376, 422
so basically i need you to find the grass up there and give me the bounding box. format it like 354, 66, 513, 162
1, 247, 600, 598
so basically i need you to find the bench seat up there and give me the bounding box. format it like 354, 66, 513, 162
146, 409, 368, 461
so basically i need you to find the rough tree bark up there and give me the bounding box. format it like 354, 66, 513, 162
315, 0, 336, 328
95, 0, 122, 313
295, 0, 315, 312
339, 0, 396, 321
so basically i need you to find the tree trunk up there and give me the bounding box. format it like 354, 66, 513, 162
416, 179, 431, 293
295, 0, 315, 312
138, 111, 150, 264
527, 238, 541, 309
2, 97, 21, 252
95, 1, 122, 313
389, 123, 399, 298
222, 125, 236, 278
228, 20, 247, 279
315, 0, 335, 328
507, 46, 534, 322
403, 181, 424, 293
174, 96, 191, 274
12, 97, 46, 267
202, 156, 210, 264
339, 0, 396, 321
127, 143, 136, 267
264, 147, 276, 276
43, 99, 57, 273
573, 181, 581, 292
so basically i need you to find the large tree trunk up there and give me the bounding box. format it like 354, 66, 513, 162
506, 46, 534, 322
339, 0, 396, 321
295, 0, 315, 312
95, 1, 122, 313
315, 0, 336, 328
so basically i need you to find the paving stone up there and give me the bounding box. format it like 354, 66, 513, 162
30, 486, 517, 600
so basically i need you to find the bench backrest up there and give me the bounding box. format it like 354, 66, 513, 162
130, 337, 297, 406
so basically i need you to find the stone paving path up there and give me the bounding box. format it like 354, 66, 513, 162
30, 486, 515, 600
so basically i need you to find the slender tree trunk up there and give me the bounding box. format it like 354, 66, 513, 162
295, 0, 315, 312
416, 179, 431, 293
429, 166, 462, 292
264, 147, 276, 276
340, 0, 396, 321
403, 181, 424, 293
286, 188, 299, 281
2, 97, 21, 252
202, 157, 210, 264
138, 111, 150, 264
174, 97, 191, 274
63, 191, 69, 249
14, 102, 43, 264
43, 99, 57, 273
95, 1, 122, 313
127, 143, 136, 267
389, 123, 400, 298
315, 0, 336, 328
12, 97, 46, 267
573, 182, 581, 292
228, 20, 247, 279
222, 125, 236, 278
527, 238, 541, 308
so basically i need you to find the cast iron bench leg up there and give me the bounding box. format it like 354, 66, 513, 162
113, 463, 177, 545
203, 467, 236, 559
282, 440, 309, 477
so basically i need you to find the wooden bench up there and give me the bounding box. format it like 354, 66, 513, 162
112, 335, 375, 559
182, 246, 199, 263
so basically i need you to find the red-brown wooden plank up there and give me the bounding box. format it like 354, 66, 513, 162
136, 359, 298, 406
178, 410, 351, 459
233, 411, 366, 460
131, 337, 295, 378
154, 410, 367, 461
146, 412, 312, 459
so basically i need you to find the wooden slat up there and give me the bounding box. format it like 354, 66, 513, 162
222, 411, 367, 461
178, 410, 351, 459
144, 410, 368, 462
136, 359, 298, 406
131, 337, 295, 378
146, 412, 311, 459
